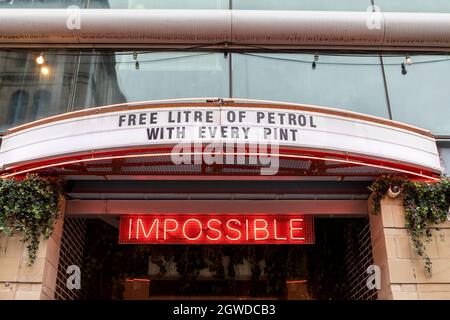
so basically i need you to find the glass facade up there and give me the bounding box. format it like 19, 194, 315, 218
233, 53, 389, 118
90, 0, 229, 9
233, 0, 371, 11
0, 2, 450, 137
0, 0, 86, 8
439, 144, 450, 175
0, 0, 373, 9
0, 51, 229, 131
0, 50, 78, 131
374, 0, 450, 13
383, 55, 450, 136
1, 0, 450, 11
2, 50, 450, 135
72, 52, 228, 110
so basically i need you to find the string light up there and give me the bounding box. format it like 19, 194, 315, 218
405, 55, 413, 65
401, 62, 407, 75
402, 55, 412, 75
133, 51, 139, 70
5, 47, 450, 68
312, 53, 319, 70
35, 52, 45, 65
40, 65, 50, 76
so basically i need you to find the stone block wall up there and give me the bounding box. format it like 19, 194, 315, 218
0, 216, 64, 300
369, 196, 450, 300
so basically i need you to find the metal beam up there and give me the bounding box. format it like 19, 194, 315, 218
1, 9, 450, 51
65, 199, 368, 217
66, 180, 371, 195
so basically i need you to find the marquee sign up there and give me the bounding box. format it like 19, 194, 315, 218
119, 214, 314, 245
0, 101, 442, 178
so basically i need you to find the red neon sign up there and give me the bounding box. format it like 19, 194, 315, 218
119, 215, 314, 245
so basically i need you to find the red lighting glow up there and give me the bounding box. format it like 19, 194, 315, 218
119, 214, 314, 245
0, 150, 440, 181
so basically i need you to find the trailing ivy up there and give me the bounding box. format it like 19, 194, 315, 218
0, 174, 63, 265
369, 175, 450, 274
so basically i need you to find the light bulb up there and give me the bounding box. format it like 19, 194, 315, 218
401, 63, 407, 75
405, 56, 413, 65
40, 65, 50, 76
312, 53, 319, 70
36, 53, 45, 65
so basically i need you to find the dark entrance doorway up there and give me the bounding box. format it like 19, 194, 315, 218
55, 217, 376, 300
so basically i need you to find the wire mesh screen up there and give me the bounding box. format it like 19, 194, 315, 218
55, 217, 87, 300
343, 220, 377, 300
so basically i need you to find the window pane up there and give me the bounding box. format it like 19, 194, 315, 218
374, 0, 450, 13
232, 0, 372, 11
232, 53, 389, 118
8, 91, 29, 126
73, 52, 229, 109
383, 55, 450, 135
0, 0, 86, 8
438, 146, 450, 176
31, 90, 52, 119
0, 51, 77, 132
89, 0, 229, 9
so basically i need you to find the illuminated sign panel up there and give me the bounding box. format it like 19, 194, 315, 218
0, 102, 442, 178
119, 215, 314, 245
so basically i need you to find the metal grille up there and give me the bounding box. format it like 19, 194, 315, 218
55, 218, 87, 300
343, 220, 377, 300
16, 146, 413, 178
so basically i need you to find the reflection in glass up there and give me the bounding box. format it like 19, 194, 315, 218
31, 89, 52, 120
73, 52, 229, 109
0, 0, 86, 8
0, 51, 229, 131
374, 0, 450, 13
89, 0, 228, 9
232, 53, 389, 118
8, 90, 29, 126
232, 0, 372, 11
0, 51, 77, 132
73, 53, 128, 109
2, 50, 450, 136
383, 55, 450, 135
438, 146, 450, 175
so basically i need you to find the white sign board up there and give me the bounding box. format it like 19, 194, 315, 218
0, 104, 442, 174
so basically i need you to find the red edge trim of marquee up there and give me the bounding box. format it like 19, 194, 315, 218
0, 146, 440, 181
119, 214, 315, 245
